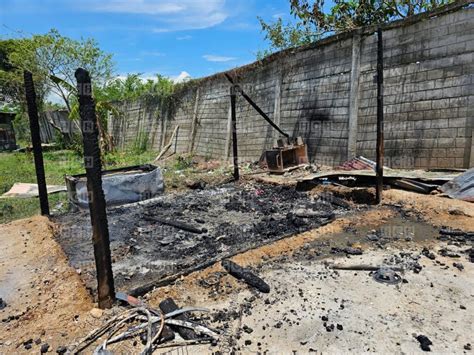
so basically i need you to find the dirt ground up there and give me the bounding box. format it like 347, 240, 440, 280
0, 217, 100, 353
0, 185, 473, 354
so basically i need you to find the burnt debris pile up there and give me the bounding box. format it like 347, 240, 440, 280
56, 183, 351, 295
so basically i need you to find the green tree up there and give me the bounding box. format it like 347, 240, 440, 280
0, 29, 114, 112
1, 29, 115, 145
68, 73, 176, 153
257, 17, 319, 59
0, 38, 46, 107
259, 0, 455, 57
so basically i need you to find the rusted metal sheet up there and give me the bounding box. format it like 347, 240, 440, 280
337, 156, 376, 171
440, 168, 474, 202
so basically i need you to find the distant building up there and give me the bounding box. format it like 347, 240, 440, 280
0, 112, 16, 151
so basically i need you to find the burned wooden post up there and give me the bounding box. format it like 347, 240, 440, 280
230, 85, 239, 181
225, 73, 289, 140
23, 71, 50, 216
75, 68, 115, 309
375, 28, 384, 204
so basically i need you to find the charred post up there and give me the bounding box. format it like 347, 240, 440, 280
230, 85, 239, 181
23, 71, 50, 216
75, 68, 115, 309
225, 73, 289, 140
376, 28, 384, 204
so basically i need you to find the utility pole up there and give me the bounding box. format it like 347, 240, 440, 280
75, 68, 115, 309
375, 28, 384, 204
23, 71, 50, 216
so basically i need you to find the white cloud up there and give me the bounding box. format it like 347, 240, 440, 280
176, 35, 192, 40
115, 71, 191, 83
203, 54, 236, 62
85, 0, 229, 31
172, 71, 192, 83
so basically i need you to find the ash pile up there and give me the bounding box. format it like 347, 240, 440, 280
55, 183, 352, 296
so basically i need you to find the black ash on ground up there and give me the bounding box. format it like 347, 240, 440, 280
55, 183, 350, 296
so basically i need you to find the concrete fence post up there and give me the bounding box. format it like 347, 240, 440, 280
188, 88, 200, 153
347, 31, 362, 160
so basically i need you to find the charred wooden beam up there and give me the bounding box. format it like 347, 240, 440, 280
23, 71, 50, 216
221, 259, 270, 293
225, 73, 289, 139
375, 28, 385, 204
159, 298, 198, 340
75, 68, 115, 309
230, 85, 239, 181
144, 215, 205, 234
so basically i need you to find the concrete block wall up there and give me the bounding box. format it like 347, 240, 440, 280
280, 37, 353, 165
108, 100, 164, 151
109, 2, 473, 169
356, 5, 474, 168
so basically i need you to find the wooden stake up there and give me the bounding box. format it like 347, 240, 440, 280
23, 71, 50, 216
230, 85, 239, 181
376, 28, 384, 204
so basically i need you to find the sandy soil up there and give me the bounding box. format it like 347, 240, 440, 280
0, 217, 100, 354
383, 189, 474, 230
0, 184, 472, 354
143, 194, 473, 354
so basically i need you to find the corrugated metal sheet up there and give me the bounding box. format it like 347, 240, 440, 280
440, 168, 474, 202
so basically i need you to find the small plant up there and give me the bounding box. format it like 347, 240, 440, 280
131, 130, 150, 154
174, 155, 193, 170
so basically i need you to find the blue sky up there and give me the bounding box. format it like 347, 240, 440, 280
0, 0, 326, 80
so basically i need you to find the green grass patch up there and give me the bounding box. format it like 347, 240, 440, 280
0, 149, 158, 224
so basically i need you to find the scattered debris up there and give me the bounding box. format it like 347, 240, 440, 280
330, 264, 403, 272
415, 334, 433, 351
159, 298, 198, 340
40, 343, 50, 353
0, 298, 6, 310
439, 248, 460, 258
69, 304, 215, 353
221, 259, 270, 293
453, 262, 464, 271
144, 215, 205, 234
448, 206, 471, 216
0, 183, 66, 199
372, 268, 402, 285
344, 247, 363, 255
23, 339, 33, 350
56, 345, 67, 354
186, 180, 207, 190
116, 292, 145, 307
422, 247, 436, 260
89, 307, 104, 319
